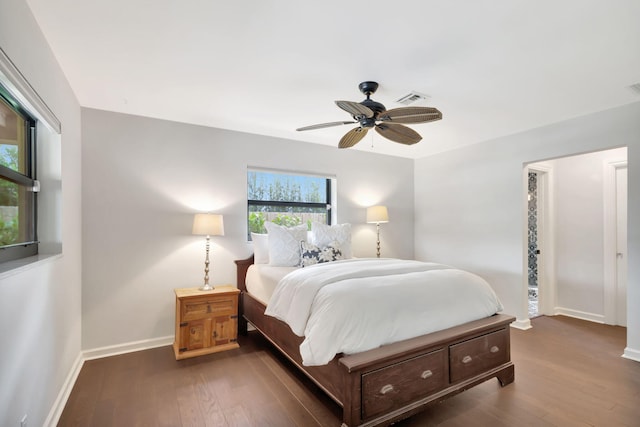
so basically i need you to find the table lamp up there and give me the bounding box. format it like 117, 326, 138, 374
366, 205, 389, 258
192, 213, 225, 290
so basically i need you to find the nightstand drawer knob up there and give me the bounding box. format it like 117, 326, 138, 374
490, 345, 500, 353
462, 355, 473, 364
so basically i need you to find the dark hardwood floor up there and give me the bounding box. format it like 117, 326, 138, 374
58, 316, 640, 426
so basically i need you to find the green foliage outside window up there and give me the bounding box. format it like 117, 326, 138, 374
272, 214, 303, 228
0, 218, 18, 245
248, 212, 266, 234
248, 211, 310, 234
0, 146, 19, 245
0, 146, 18, 204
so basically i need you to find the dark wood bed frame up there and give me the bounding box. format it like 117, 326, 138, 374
235, 256, 515, 427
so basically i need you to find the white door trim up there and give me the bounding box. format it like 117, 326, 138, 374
521, 162, 555, 328
603, 159, 627, 325
529, 163, 555, 316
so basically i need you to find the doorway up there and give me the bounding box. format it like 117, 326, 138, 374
526, 164, 553, 319
527, 171, 539, 317
524, 148, 627, 326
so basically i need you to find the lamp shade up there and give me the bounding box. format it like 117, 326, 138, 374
366, 205, 389, 224
192, 213, 225, 236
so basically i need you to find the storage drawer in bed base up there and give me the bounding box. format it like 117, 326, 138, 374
244, 318, 514, 427
234, 257, 515, 427
341, 322, 514, 427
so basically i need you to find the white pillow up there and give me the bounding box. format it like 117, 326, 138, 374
251, 233, 269, 264
264, 222, 307, 266
311, 222, 352, 258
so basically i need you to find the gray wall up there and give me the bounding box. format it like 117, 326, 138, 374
414, 101, 640, 359
0, 1, 83, 426
81, 108, 415, 350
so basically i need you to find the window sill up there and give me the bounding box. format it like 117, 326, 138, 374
0, 253, 63, 279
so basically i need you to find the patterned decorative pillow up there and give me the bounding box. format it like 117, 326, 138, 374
300, 241, 343, 267
311, 222, 352, 258
264, 222, 307, 266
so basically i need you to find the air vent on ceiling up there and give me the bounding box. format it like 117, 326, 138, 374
395, 91, 430, 105
628, 83, 640, 95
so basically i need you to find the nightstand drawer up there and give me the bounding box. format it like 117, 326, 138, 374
181, 297, 236, 321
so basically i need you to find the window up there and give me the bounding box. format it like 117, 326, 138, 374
247, 169, 332, 237
0, 83, 38, 262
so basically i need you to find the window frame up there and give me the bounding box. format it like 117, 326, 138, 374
247, 168, 333, 239
0, 83, 38, 262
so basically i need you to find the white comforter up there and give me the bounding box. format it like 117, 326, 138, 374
264, 258, 503, 366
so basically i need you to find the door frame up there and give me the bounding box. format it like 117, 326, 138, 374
603, 159, 627, 325
521, 163, 555, 328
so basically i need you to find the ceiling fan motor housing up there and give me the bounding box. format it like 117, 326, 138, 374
358, 81, 379, 96
357, 81, 385, 125
360, 98, 386, 114
359, 116, 377, 128
357, 99, 385, 127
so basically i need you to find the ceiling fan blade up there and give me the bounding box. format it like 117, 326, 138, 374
335, 100, 374, 119
296, 121, 355, 131
378, 107, 442, 124
375, 123, 422, 145
339, 127, 368, 149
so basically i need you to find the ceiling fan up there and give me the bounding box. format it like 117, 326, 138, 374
296, 81, 442, 149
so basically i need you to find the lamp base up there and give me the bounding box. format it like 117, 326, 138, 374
200, 284, 214, 291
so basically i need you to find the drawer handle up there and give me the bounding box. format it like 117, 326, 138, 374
421, 370, 433, 379
380, 384, 394, 395
207, 305, 212, 313
490, 345, 500, 353
462, 355, 473, 364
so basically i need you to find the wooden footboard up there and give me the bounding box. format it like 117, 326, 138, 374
235, 256, 515, 427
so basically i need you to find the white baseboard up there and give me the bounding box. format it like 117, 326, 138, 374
622, 347, 640, 363
43, 352, 84, 427
554, 307, 605, 323
83, 335, 174, 360
510, 318, 532, 330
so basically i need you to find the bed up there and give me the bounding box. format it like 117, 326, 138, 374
235, 248, 515, 426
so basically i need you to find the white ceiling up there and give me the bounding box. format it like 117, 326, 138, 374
25, 0, 640, 159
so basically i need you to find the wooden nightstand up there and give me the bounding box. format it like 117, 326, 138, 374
173, 285, 240, 360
